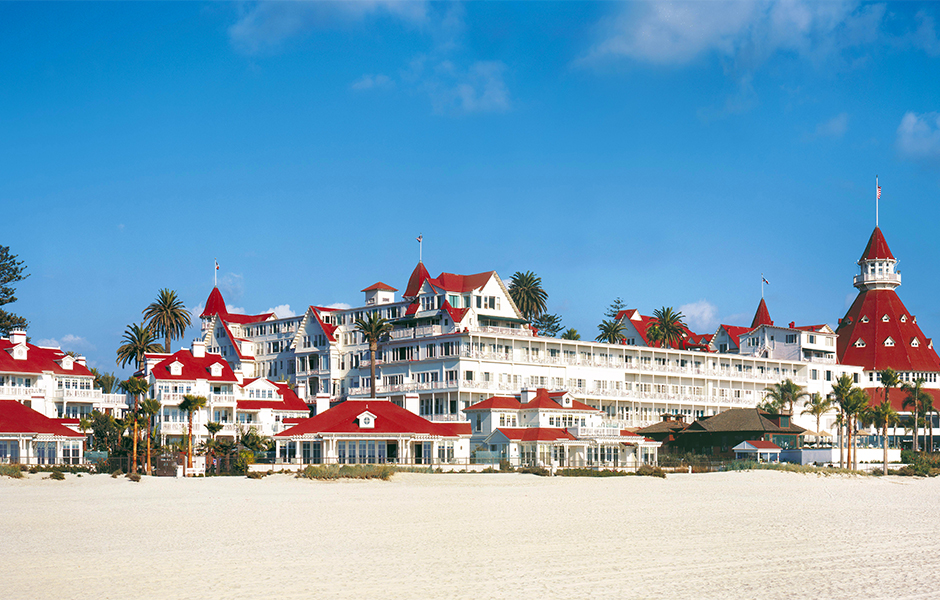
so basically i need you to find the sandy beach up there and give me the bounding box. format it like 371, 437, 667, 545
3, 470, 939, 600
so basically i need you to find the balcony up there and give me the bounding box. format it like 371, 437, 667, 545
0, 385, 44, 398
854, 272, 901, 287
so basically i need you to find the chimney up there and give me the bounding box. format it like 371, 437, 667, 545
10, 328, 26, 345
192, 339, 206, 358
76, 355, 86, 367
520, 388, 538, 403
789, 321, 795, 329
233, 368, 244, 385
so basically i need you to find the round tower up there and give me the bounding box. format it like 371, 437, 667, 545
853, 227, 901, 291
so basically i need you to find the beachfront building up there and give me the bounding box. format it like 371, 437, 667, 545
196, 261, 863, 439
0, 399, 84, 465
674, 408, 806, 457
0, 329, 127, 420
273, 399, 471, 467
141, 340, 308, 447
835, 227, 940, 450
465, 387, 661, 469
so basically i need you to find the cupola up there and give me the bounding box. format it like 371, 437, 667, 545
854, 227, 901, 291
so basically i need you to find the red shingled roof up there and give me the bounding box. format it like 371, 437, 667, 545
440, 299, 470, 324
237, 379, 309, 411
494, 427, 577, 442
275, 400, 470, 437
149, 349, 239, 383
741, 440, 781, 450
361, 282, 398, 292
0, 339, 94, 378
308, 308, 338, 342
751, 298, 773, 328
837, 289, 940, 372
430, 271, 494, 293
200, 287, 273, 325
403, 262, 432, 299
716, 325, 751, 349
464, 389, 599, 413
860, 227, 895, 261
619, 310, 708, 350
0, 400, 83, 437
864, 387, 940, 413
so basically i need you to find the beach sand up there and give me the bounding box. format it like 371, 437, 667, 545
3, 470, 939, 600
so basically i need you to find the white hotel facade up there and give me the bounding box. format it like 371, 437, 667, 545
201, 261, 864, 435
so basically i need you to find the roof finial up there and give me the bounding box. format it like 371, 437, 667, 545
416, 234, 423, 263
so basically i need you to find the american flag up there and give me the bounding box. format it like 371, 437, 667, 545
215, 259, 220, 271
877, 185, 882, 200
762, 276, 770, 285
416, 235, 423, 243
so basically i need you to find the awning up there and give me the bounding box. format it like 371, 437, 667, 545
478, 314, 528, 324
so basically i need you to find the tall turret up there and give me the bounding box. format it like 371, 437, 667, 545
853, 227, 901, 291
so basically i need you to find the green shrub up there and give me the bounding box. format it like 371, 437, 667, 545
50, 470, 65, 480
0, 464, 23, 478
556, 468, 631, 477
517, 466, 550, 476
297, 464, 394, 481
28, 465, 38, 474
636, 465, 667, 478
111, 469, 123, 478
246, 471, 266, 479
127, 473, 141, 482
498, 459, 512, 472
232, 450, 254, 475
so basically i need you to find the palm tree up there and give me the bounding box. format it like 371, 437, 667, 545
508, 271, 548, 321
140, 397, 162, 475
763, 379, 808, 415
831, 374, 854, 468
902, 377, 928, 453
205, 421, 223, 440
120, 377, 149, 474
143, 288, 192, 354
844, 387, 871, 470
90, 368, 118, 394
560, 328, 581, 340
834, 411, 846, 469
647, 307, 687, 349
801, 392, 834, 440
595, 319, 626, 344
354, 312, 393, 398
179, 394, 207, 474
867, 398, 899, 475
116, 322, 164, 371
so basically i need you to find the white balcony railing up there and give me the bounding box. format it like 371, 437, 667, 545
0, 385, 44, 398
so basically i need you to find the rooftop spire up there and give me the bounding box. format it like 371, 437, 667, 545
855, 227, 900, 291
750, 298, 773, 329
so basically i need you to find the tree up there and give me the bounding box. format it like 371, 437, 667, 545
354, 312, 393, 398
831, 374, 854, 468
508, 271, 548, 321
116, 322, 164, 371
90, 368, 119, 394
205, 421, 223, 440
88, 410, 124, 454
120, 377, 149, 474
647, 307, 687, 349
801, 392, 834, 437
902, 377, 928, 453
866, 399, 899, 475
595, 319, 626, 344
179, 394, 207, 474
561, 328, 581, 341
604, 297, 626, 320
0, 245, 29, 336
142, 288, 192, 354
843, 387, 871, 470
140, 397, 162, 476
532, 313, 563, 337
762, 379, 808, 415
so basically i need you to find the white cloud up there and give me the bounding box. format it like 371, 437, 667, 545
266, 304, 296, 319
909, 10, 940, 56
229, 1, 429, 54
325, 302, 352, 310
36, 334, 95, 352
351, 73, 393, 91
585, 1, 886, 69
679, 299, 719, 333
896, 111, 940, 161
813, 112, 850, 139
219, 273, 244, 302
409, 58, 511, 114
226, 305, 246, 315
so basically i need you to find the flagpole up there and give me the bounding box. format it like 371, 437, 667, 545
761, 273, 764, 299
214, 258, 217, 287
876, 175, 879, 228
419, 234, 423, 263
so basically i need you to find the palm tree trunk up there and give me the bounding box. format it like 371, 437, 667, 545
370, 341, 377, 399
165, 334, 171, 354
187, 412, 194, 473
146, 418, 152, 476
883, 424, 888, 476
847, 414, 853, 470
132, 394, 140, 474
914, 410, 920, 453
838, 413, 844, 468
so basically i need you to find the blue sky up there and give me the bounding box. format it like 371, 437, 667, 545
4, 1, 940, 377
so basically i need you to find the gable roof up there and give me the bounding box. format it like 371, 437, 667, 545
237, 379, 309, 411
492, 427, 578, 442
734, 440, 781, 450
836, 289, 940, 372
715, 325, 751, 349
149, 349, 238, 383
463, 389, 599, 413
361, 282, 398, 292
682, 408, 805, 435
860, 227, 895, 261
616, 310, 708, 350
430, 271, 494, 294
0, 400, 83, 437
403, 262, 432, 299
275, 400, 470, 437
200, 287, 274, 325
0, 339, 94, 378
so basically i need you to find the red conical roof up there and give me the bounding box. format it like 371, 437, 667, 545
403, 261, 431, 299
201, 287, 227, 318
837, 289, 940, 372
859, 227, 895, 262
750, 298, 773, 328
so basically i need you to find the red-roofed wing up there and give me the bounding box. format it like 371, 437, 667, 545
0, 401, 83, 437
275, 400, 466, 437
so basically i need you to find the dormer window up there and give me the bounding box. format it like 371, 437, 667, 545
884, 337, 895, 347
169, 361, 183, 376
854, 339, 866, 348
912, 338, 921, 348
861, 316, 869, 323
901, 315, 908, 323
357, 411, 377, 429
210, 363, 223, 377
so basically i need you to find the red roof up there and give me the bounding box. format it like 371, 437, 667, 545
716, 325, 751, 349
863, 387, 940, 413
149, 349, 239, 382
403, 262, 432, 299
860, 227, 895, 261
361, 282, 398, 292
275, 400, 470, 437
494, 427, 577, 442
237, 379, 309, 412
440, 299, 469, 324
836, 289, 940, 372
200, 287, 273, 325
430, 271, 494, 293
742, 440, 781, 450
308, 308, 338, 342
619, 310, 707, 350
464, 396, 522, 411
751, 298, 773, 328
0, 339, 94, 378
0, 400, 83, 437
464, 389, 599, 413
